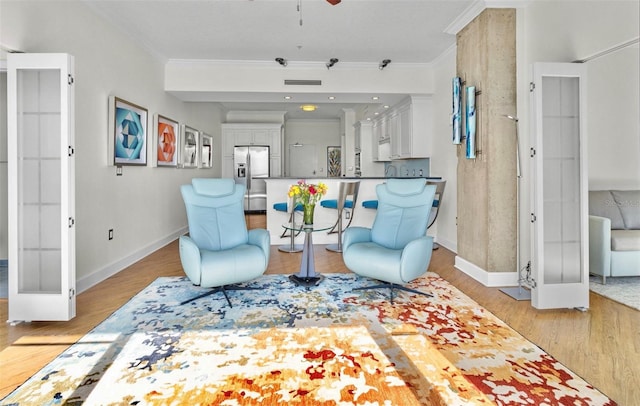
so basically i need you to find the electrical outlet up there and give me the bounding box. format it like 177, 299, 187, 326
108, 229, 114, 240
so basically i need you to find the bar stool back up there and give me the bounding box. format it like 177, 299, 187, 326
325, 180, 360, 253
426, 179, 446, 250
275, 195, 303, 253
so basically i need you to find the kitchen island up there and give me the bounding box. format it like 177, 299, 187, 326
263, 177, 441, 245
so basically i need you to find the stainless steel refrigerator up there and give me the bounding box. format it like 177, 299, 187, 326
233, 145, 270, 213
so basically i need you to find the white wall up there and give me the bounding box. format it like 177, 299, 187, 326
0, 1, 223, 290
430, 47, 459, 252
0, 72, 7, 260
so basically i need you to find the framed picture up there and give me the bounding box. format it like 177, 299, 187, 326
199, 133, 213, 168
110, 96, 148, 166
327, 146, 341, 177
154, 114, 179, 167
180, 125, 199, 168
452, 77, 462, 144
465, 86, 477, 159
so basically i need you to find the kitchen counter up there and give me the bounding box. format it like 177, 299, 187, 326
264, 177, 441, 245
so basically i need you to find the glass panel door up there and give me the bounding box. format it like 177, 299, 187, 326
531, 62, 588, 310
8, 53, 75, 322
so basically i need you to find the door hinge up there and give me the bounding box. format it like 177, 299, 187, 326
68, 217, 75, 228
530, 147, 536, 158
68, 74, 74, 85
531, 213, 537, 223
529, 82, 535, 92
68, 146, 75, 157
69, 288, 75, 298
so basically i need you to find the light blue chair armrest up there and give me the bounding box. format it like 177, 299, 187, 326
589, 215, 611, 280
342, 227, 372, 252
179, 235, 202, 285
248, 228, 271, 264
400, 236, 434, 283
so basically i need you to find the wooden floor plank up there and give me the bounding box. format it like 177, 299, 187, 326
1, 215, 637, 404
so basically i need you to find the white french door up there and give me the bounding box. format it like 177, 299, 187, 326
530, 62, 588, 310
7, 53, 76, 322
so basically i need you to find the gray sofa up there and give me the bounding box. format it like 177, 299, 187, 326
589, 190, 640, 283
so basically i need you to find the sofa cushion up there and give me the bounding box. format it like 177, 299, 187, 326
611, 190, 640, 229
610, 230, 640, 251
589, 191, 625, 230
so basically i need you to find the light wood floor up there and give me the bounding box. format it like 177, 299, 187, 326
1, 214, 638, 404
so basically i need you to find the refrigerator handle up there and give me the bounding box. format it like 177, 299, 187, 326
246, 152, 252, 190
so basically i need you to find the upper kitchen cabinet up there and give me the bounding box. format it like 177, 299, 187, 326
389, 96, 432, 159
221, 123, 283, 178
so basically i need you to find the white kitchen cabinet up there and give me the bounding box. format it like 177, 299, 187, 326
221, 123, 283, 178
7, 53, 76, 322
389, 96, 431, 159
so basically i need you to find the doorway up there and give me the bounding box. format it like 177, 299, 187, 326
288, 144, 317, 178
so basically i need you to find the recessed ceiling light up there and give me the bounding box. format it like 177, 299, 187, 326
328, 96, 335, 100
300, 104, 317, 112
372, 96, 379, 100
383, 105, 390, 109
284, 96, 292, 100
374, 112, 379, 115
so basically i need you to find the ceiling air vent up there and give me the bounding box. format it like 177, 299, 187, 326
284, 79, 322, 86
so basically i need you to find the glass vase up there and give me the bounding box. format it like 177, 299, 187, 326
303, 203, 315, 225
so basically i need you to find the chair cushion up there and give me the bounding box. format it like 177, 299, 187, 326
273, 202, 288, 212
362, 200, 378, 209
320, 199, 354, 209
589, 191, 625, 230
343, 242, 404, 284
611, 190, 640, 229
611, 230, 640, 251
386, 178, 426, 196
192, 178, 236, 197
200, 244, 267, 287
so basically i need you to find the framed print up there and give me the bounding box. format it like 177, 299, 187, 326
180, 125, 199, 168
154, 114, 179, 167
465, 86, 477, 159
200, 133, 213, 168
327, 146, 341, 177
110, 96, 148, 166
452, 77, 462, 144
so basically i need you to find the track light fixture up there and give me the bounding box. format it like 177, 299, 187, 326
379, 59, 391, 70
326, 58, 339, 69
275, 57, 288, 67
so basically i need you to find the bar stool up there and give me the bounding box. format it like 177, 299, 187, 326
426, 180, 446, 250
322, 180, 360, 253
361, 200, 378, 210
274, 196, 303, 253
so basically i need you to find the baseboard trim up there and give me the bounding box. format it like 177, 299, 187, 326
434, 236, 457, 254
454, 255, 518, 287
76, 227, 188, 294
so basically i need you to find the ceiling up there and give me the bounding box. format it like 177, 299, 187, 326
85, 0, 479, 119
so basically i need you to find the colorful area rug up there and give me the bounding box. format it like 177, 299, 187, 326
2, 273, 615, 405
589, 275, 640, 311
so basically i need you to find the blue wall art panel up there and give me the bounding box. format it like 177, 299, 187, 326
466, 86, 476, 159
452, 77, 462, 144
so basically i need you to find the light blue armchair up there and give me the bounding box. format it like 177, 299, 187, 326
342, 178, 437, 302
179, 178, 270, 307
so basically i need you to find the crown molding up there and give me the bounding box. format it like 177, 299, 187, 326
444, 0, 532, 35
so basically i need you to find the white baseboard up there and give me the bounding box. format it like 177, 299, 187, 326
454, 255, 519, 287
76, 227, 188, 294
434, 236, 457, 253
